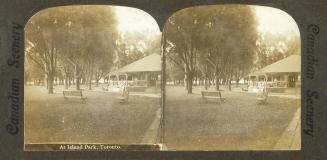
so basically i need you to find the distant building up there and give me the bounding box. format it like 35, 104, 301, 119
247, 54, 300, 94
106, 53, 161, 92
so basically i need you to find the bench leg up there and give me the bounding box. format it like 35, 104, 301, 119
202, 97, 207, 103
258, 100, 267, 105
81, 96, 87, 102
118, 99, 127, 104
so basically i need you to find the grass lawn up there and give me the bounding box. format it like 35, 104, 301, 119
164, 85, 300, 150
24, 85, 161, 144
24, 84, 300, 150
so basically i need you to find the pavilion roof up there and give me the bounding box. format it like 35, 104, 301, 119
252, 54, 300, 75
110, 53, 161, 74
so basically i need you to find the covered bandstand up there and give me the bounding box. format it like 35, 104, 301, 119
247, 54, 300, 93
106, 54, 161, 92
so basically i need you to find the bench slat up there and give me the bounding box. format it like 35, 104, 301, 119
257, 90, 268, 104
115, 90, 129, 103
201, 91, 226, 102
63, 90, 87, 101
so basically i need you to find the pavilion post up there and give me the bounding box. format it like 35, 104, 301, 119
264, 74, 268, 90
285, 74, 289, 87
125, 73, 128, 87
145, 72, 149, 87
108, 73, 111, 86
115, 74, 118, 86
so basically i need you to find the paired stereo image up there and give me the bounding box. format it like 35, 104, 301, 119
24, 5, 300, 151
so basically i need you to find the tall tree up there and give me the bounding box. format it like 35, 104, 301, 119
164, 5, 258, 93
25, 6, 118, 92
255, 32, 300, 69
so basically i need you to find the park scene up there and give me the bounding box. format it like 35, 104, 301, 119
24, 6, 162, 147
163, 5, 301, 150
24, 4, 301, 151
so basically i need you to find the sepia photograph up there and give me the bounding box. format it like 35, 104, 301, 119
163, 5, 301, 150
24, 4, 301, 151
2, 0, 327, 158
24, 5, 162, 151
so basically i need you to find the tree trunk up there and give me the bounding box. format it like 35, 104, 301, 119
228, 78, 232, 91
236, 78, 240, 87
76, 77, 80, 90
204, 77, 209, 90
48, 74, 54, 94
68, 77, 71, 87
215, 75, 220, 91
88, 76, 92, 90
44, 75, 48, 88
55, 77, 58, 86
76, 76, 80, 90
228, 68, 232, 91
96, 78, 99, 87
88, 60, 94, 90
186, 72, 193, 94
95, 71, 100, 87
75, 65, 80, 90
184, 73, 188, 90
229, 58, 234, 91
84, 76, 87, 85
64, 75, 69, 89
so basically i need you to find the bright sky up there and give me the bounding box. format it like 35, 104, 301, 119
254, 6, 300, 36
114, 6, 161, 36
114, 6, 300, 38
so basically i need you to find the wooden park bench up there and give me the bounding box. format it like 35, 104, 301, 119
115, 89, 129, 103
257, 88, 268, 104
102, 85, 109, 91
242, 86, 249, 91
63, 90, 87, 101
201, 91, 226, 103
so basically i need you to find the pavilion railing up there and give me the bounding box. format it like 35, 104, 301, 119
266, 81, 287, 88
108, 80, 148, 87
249, 81, 287, 89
